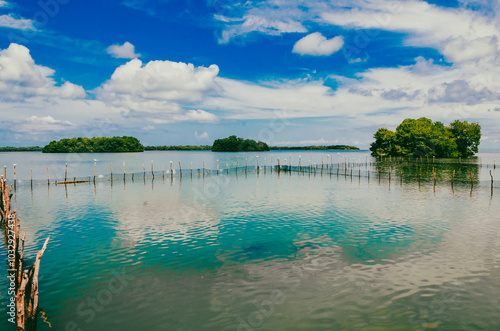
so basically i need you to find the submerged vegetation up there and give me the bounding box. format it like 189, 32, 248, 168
270, 145, 359, 151
212, 135, 270, 152
370, 118, 481, 157
42, 136, 145, 153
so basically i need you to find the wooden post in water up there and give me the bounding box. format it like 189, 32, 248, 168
277, 158, 280, 173
490, 170, 494, 187
236, 160, 238, 173
299, 156, 301, 172
179, 161, 182, 177
245, 158, 248, 173
93, 160, 96, 183
65, 163, 68, 182
110, 163, 113, 180
170, 161, 173, 179
226, 163, 229, 175
256, 156, 259, 172
151, 160, 155, 178
163, 164, 165, 179
452, 169, 455, 185
30, 169, 32, 188
46, 167, 49, 185
191, 162, 193, 177
13, 164, 16, 189
203, 161, 205, 176
123, 161, 126, 181
217, 160, 219, 174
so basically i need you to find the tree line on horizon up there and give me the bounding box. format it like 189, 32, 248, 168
3, 136, 360, 153
370, 118, 481, 157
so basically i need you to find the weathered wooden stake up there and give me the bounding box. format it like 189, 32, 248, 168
110, 163, 113, 180
13, 164, 16, 189
170, 161, 173, 179
93, 160, 96, 183
151, 160, 155, 178
123, 161, 126, 181
30, 169, 33, 188
46, 167, 50, 185
179, 160, 182, 177
65, 163, 68, 182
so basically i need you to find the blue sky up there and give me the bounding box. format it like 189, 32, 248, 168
1, 0, 499, 148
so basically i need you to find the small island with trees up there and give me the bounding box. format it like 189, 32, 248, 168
42, 136, 145, 153
370, 118, 481, 157
212, 135, 270, 152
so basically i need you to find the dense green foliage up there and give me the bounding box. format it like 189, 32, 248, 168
145, 145, 211, 151
211, 135, 270, 152
270, 145, 359, 151
0, 146, 42, 152
42, 136, 145, 153
370, 118, 481, 157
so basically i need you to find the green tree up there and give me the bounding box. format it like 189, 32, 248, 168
369, 128, 395, 156
449, 120, 481, 157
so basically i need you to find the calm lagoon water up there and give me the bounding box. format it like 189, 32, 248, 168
1, 151, 500, 330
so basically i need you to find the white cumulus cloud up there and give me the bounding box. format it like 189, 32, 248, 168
195, 131, 209, 140
95, 58, 220, 123
0, 43, 86, 101
293, 33, 344, 56
106, 42, 141, 59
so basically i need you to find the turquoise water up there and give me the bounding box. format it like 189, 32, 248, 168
1, 151, 500, 330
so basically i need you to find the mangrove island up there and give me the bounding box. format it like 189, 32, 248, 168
42, 136, 145, 153
212, 135, 270, 152
370, 118, 481, 157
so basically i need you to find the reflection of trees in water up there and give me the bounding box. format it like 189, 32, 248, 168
374, 158, 480, 184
